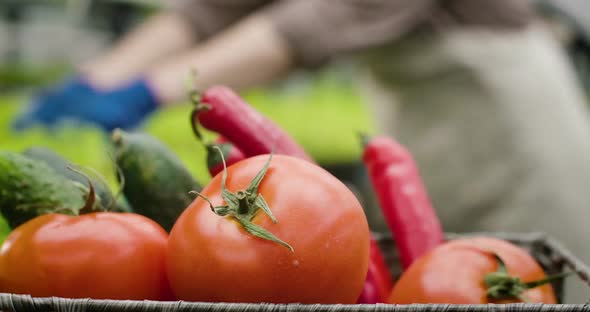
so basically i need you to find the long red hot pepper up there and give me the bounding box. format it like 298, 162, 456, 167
206, 136, 247, 177
362, 135, 444, 270
357, 236, 393, 303
190, 85, 391, 303
191, 86, 314, 162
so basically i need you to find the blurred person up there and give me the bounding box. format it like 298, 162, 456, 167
536, 0, 590, 93
10, 0, 590, 302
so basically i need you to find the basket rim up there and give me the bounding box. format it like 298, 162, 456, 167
2, 295, 590, 310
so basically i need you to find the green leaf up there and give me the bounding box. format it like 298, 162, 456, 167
222, 189, 239, 207
213, 206, 232, 216
246, 153, 273, 195
254, 194, 276, 223
235, 216, 293, 252
491, 253, 508, 274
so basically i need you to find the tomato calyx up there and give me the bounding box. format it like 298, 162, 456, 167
67, 166, 105, 215
190, 147, 294, 252
484, 253, 575, 302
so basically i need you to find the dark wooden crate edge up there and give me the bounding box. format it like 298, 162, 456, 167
1, 232, 590, 312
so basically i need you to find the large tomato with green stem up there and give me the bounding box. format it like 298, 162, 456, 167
388, 237, 570, 304
166, 152, 370, 304
0, 172, 172, 300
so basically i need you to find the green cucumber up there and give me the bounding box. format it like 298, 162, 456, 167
111, 129, 201, 231
22, 146, 127, 212
0, 151, 97, 228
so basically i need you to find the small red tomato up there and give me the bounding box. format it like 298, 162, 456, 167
388, 237, 558, 304
167, 154, 370, 304
0, 213, 172, 300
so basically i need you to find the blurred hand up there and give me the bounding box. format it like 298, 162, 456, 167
12, 78, 159, 132
12, 78, 96, 131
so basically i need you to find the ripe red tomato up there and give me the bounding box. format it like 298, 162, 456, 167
167, 154, 370, 304
388, 237, 557, 304
0, 213, 172, 300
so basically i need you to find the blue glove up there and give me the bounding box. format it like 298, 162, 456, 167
13, 78, 159, 132
12, 77, 98, 131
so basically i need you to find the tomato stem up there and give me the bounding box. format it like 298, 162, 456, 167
109, 152, 126, 211
484, 252, 576, 301
206, 142, 232, 172
189, 147, 294, 252
66, 165, 101, 214
189, 103, 212, 142
187, 71, 212, 142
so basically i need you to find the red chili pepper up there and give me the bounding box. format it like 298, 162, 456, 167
190, 86, 314, 163
357, 236, 393, 303
361, 135, 444, 270
206, 136, 247, 177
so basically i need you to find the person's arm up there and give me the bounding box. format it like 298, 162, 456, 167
144, 0, 437, 104
80, 12, 195, 90
80, 0, 271, 90
147, 14, 295, 104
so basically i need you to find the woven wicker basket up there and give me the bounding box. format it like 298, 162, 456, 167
1, 232, 589, 312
